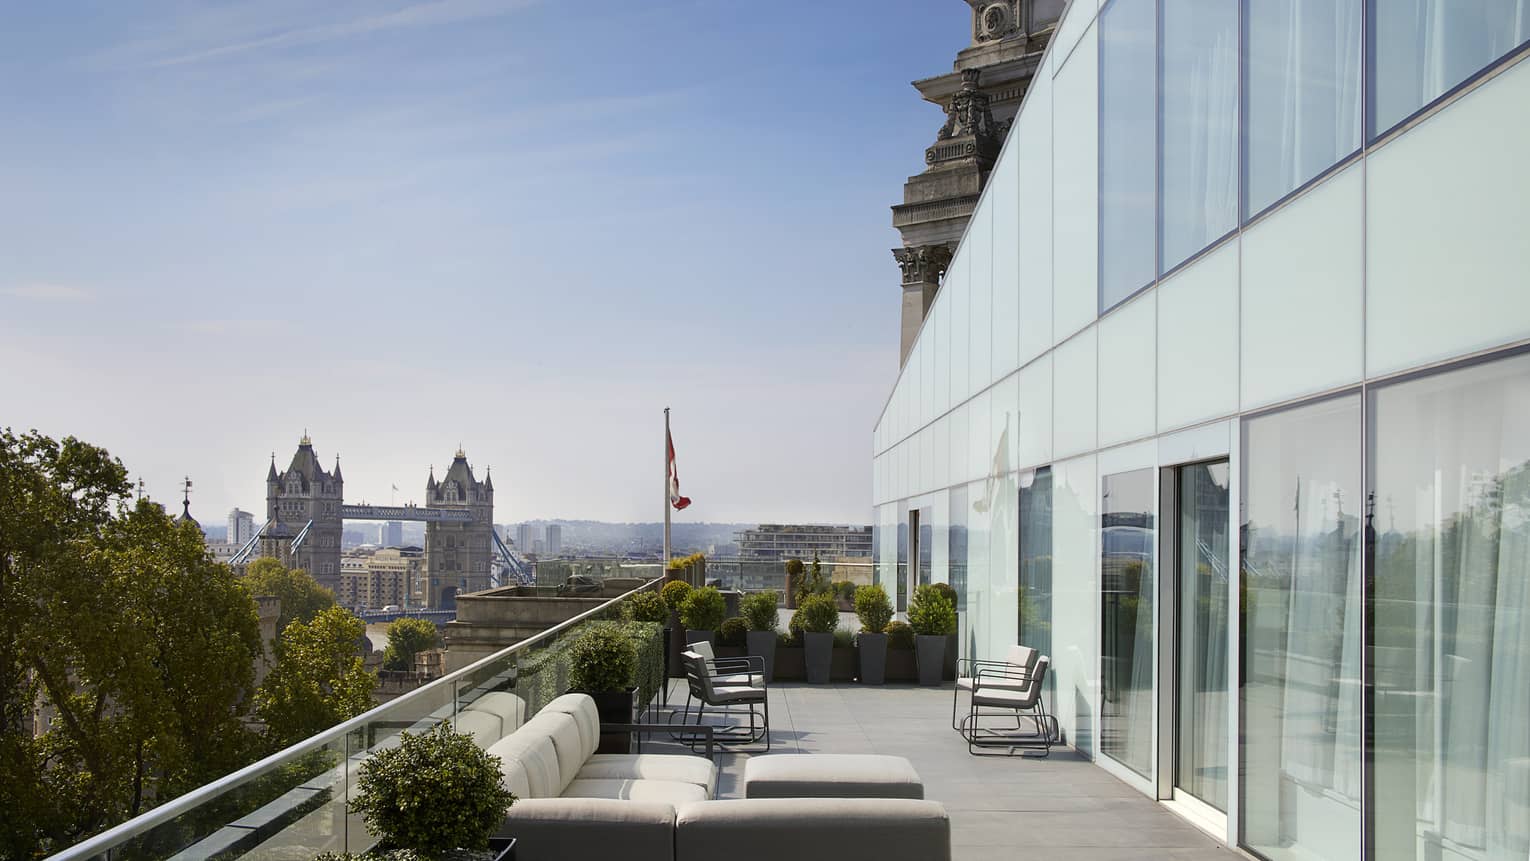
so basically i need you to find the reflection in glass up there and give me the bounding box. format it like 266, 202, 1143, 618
1020, 468, 1055, 703
1101, 468, 1155, 777
950, 484, 970, 615
1100, 0, 1158, 309
1240, 396, 1362, 861
897, 501, 910, 613
1161, 0, 1238, 271
1176, 462, 1230, 811
1244, 0, 1362, 217
1372, 1, 1530, 136
918, 508, 933, 588
1371, 352, 1530, 860
966, 479, 992, 660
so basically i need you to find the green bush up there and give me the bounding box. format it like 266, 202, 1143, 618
789, 593, 840, 634
853, 584, 893, 634
778, 627, 801, 648
569, 624, 637, 693
625, 590, 668, 624
908, 584, 957, 636
931, 581, 959, 611
834, 580, 857, 604
679, 586, 726, 632
884, 620, 915, 649
741, 590, 779, 632
718, 616, 748, 647
350, 723, 514, 857
661, 579, 693, 614
832, 628, 854, 648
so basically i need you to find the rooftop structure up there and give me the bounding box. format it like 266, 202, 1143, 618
734, 524, 873, 562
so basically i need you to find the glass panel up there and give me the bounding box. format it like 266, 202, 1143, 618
1054, 455, 1099, 755
1371, 0, 1530, 136
1371, 351, 1530, 860
950, 483, 971, 619
991, 155, 1021, 378
965, 479, 993, 660
969, 205, 994, 391
1244, 0, 1362, 217
1099, 0, 1158, 309
1160, 0, 1239, 271
918, 507, 933, 588
897, 500, 910, 613
1053, 19, 1100, 340
1016, 67, 1054, 364
1240, 395, 1362, 861
1101, 467, 1155, 777
1175, 461, 1230, 811
1156, 243, 1239, 431
1097, 291, 1156, 447
1053, 326, 1099, 457
1020, 467, 1055, 701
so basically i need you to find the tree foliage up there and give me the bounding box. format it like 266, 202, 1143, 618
256, 605, 376, 749
0, 429, 264, 857
241, 557, 336, 636
381, 618, 440, 672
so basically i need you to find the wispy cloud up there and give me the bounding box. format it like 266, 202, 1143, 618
3, 284, 91, 301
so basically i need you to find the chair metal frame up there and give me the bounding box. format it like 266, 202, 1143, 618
959, 656, 1058, 757
668, 650, 770, 751
951, 655, 1034, 730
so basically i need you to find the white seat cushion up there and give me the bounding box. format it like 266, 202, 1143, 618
543, 693, 601, 760
465, 691, 527, 733
743, 754, 923, 800
971, 685, 1041, 710
521, 711, 585, 793
563, 777, 708, 805
452, 709, 505, 748
487, 725, 561, 798
580, 753, 718, 798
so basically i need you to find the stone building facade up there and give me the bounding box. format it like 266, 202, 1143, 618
421, 450, 494, 609
259, 436, 344, 591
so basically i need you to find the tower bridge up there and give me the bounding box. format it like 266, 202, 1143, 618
230, 436, 531, 608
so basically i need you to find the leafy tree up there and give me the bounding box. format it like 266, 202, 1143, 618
381, 617, 440, 671
257, 605, 376, 748
241, 557, 336, 635
0, 429, 264, 856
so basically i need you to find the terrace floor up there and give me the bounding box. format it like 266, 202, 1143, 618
648, 680, 1241, 861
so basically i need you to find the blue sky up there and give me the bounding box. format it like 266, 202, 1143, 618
0, 0, 966, 525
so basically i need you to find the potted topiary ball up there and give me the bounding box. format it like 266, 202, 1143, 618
350, 722, 517, 860
790, 593, 840, 684
741, 590, 780, 682
908, 584, 957, 686
569, 623, 638, 753
679, 586, 726, 647
853, 584, 894, 685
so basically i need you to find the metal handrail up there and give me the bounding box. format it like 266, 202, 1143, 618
47, 577, 663, 861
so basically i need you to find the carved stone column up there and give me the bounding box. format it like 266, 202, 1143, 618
893, 244, 953, 364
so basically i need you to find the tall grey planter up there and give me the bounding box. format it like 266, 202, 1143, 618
857, 632, 887, 685
684, 629, 715, 648
746, 630, 777, 683
803, 631, 833, 684
915, 635, 946, 686
666, 612, 684, 678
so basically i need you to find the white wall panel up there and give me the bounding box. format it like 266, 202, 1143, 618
968, 203, 995, 391
967, 387, 993, 484
947, 251, 971, 405
934, 413, 951, 490
920, 424, 935, 495
1367, 57, 1530, 376
1051, 452, 1098, 755
1097, 291, 1156, 446
949, 399, 970, 490
991, 153, 1021, 380
1017, 68, 1055, 364
932, 298, 950, 416
1158, 241, 1239, 431
1052, 21, 1100, 343
990, 372, 1020, 476
1241, 164, 1364, 409
1051, 0, 1099, 78
1017, 354, 1054, 469
1053, 325, 1098, 457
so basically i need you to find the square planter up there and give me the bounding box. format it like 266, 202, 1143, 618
774, 647, 805, 681
713, 644, 745, 659
575, 686, 636, 754
802, 632, 833, 684
857, 632, 888, 684
915, 635, 947, 687
886, 648, 917, 682
830, 646, 857, 681
486, 837, 517, 861
684, 629, 715, 648
745, 630, 777, 682
666, 614, 684, 678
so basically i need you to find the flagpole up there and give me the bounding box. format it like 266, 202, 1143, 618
663, 407, 672, 567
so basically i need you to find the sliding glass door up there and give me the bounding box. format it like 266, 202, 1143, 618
1174, 461, 1230, 812
1102, 468, 1155, 778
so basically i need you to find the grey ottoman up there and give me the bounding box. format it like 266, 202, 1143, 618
742, 754, 924, 799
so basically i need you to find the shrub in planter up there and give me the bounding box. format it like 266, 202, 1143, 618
740, 589, 780, 682
791, 593, 839, 684
570, 624, 639, 752
350, 723, 515, 859
854, 584, 893, 685
884, 620, 915, 650
909, 584, 957, 686
625, 590, 668, 624
679, 586, 726, 637
718, 616, 748, 647
661, 580, 694, 615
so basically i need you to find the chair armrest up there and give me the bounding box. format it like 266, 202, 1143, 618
708, 655, 765, 672
608, 722, 715, 760
974, 667, 1036, 688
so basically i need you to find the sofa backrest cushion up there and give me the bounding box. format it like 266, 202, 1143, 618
487, 722, 561, 798
497, 798, 676, 861
453, 709, 504, 749
464, 691, 527, 734
674, 799, 950, 861
543, 693, 600, 760
523, 711, 585, 792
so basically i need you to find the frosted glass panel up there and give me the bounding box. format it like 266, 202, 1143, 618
1017, 354, 1054, 469
1367, 59, 1530, 376
1053, 326, 1099, 457
1053, 21, 1100, 342
990, 372, 1020, 478
921, 324, 936, 427
968, 388, 993, 485
961, 479, 991, 662
1051, 0, 1098, 78
934, 413, 951, 491
1097, 291, 1156, 447
950, 400, 971, 488
985, 467, 1020, 661
920, 425, 935, 495
947, 252, 972, 402
1157, 242, 1238, 431
1241, 165, 1363, 409
968, 207, 994, 391
932, 299, 949, 416
991, 155, 1021, 379
1017, 69, 1055, 363
1052, 453, 1098, 755
928, 488, 950, 587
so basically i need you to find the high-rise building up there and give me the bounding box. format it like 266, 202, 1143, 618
379, 521, 403, 547
544, 524, 562, 555
873, 2, 1530, 855
228, 508, 256, 547
735, 524, 873, 562
515, 522, 538, 553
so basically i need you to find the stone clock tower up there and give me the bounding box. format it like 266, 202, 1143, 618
891, 0, 1064, 365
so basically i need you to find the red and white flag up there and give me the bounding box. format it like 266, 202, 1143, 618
667, 428, 692, 511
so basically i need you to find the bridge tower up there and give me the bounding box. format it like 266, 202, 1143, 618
421, 449, 494, 609
261, 434, 344, 591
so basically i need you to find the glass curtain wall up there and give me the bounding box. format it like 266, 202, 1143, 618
1101, 468, 1155, 778
1371, 351, 1530, 860
950, 484, 970, 618
1243, 0, 1362, 217
1020, 468, 1055, 700
1371, 0, 1530, 136
1099, 0, 1158, 309
1176, 462, 1231, 811
1241, 395, 1363, 861
965, 479, 993, 660
1160, 0, 1238, 271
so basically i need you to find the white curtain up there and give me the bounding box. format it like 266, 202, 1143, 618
1378, 0, 1530, 131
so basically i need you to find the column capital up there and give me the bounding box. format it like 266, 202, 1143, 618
892, 244, 953, 286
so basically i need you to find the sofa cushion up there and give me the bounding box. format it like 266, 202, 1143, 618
496, 798, 674, 861
542, 693, 600, 760
675, 799, 950, 861
486, 724, 560, 798
452, 709, 504, 748
521, 711, 585, 792
581, 754, 718, 798
464, 691, 527, 734
743, 754, 922, 799
562, 778, 707, 805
